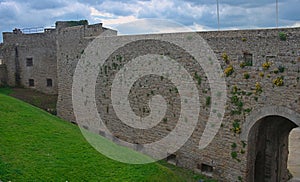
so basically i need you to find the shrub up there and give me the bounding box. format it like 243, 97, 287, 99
231, 151, 238, 159
262, 61, 271, 70
278, 65, 285, 73
255, 82, 262, 94
259, 72, 264, 77
279, 32, 287, 41
224, 65, 234, 77
194, 72, 202, 85
222, 53, 230, 63
232, 85, 238, 94
231, 143, 237, 149
273, 77, 284, 86
240, 62, 246, 68
243, 72, 250, 79
232, 120, 241, 134
206, 96, 211, 106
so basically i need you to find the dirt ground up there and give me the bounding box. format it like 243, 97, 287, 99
9, 88, 57, 115
288, 128, 300, 179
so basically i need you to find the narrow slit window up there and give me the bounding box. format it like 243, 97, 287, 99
46, 78, 52, 87
26, 58, 33, 66
29, 79, 34, 87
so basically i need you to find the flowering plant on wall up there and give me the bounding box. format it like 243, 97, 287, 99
222, 52, 230, 63
224, 65, 234, 77
262, 61, 271, 70
255, 82, 262, 94
273, 77, 284, 86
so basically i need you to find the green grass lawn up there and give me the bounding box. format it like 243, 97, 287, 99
0, 88, 215, 181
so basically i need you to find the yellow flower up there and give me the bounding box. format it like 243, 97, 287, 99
255, 82, 262, 93
262, 61, 272, 70
222, 52, 229, 63
273, 77, 284, 86
259, 72, 264, 77
224, 65, 234, 77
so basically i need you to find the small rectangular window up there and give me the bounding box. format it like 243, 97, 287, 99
243, 53, 253, 66
166, 154, 177, 165
26, 58, 33, 66
46, 78, 52, 87
29, 79, 34, 87
198, 163, 213, 175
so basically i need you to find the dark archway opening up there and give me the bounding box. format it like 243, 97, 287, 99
247, 115, 297, 182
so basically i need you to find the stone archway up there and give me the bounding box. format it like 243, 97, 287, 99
241, 106, 300, 182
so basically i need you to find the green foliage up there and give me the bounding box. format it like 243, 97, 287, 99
243, 72, 250, 79
104, 65, 108, 75
278, 65, 285, 73
231, 151, 238, 159
242, 141, 247, 148
231, 143, 237, 149
115, 55, 123, 62
230, 96, 243, 115
279, 32, 287, 41
244, 108, 252, 113
232, 120, 241, 134
206, 96, 211, 106
112, 62, 118, 70
67, 20, 88, 27
254, 96, 258, 102
194, 72, 202, 85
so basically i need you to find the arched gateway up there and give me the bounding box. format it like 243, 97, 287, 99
242, 106, 300, 182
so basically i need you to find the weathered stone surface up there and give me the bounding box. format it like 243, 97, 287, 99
1, 24, 300, 182
55, 27, 300, 181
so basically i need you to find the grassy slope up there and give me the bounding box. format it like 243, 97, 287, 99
0, 89, 215, 181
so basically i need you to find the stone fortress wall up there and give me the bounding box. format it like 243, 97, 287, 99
1, 20, 116, 94
2, 28, 57, 94
1, 20, 300, 181
0, 43, 7, 86
56, 27, 300, 182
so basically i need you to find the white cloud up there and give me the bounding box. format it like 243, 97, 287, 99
291, 22, 300, 27
90, 7, 115, 18
95, 16, 138, 27
113, 19, 211, 35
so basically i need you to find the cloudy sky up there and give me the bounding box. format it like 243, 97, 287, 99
0, 0, 299, 42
